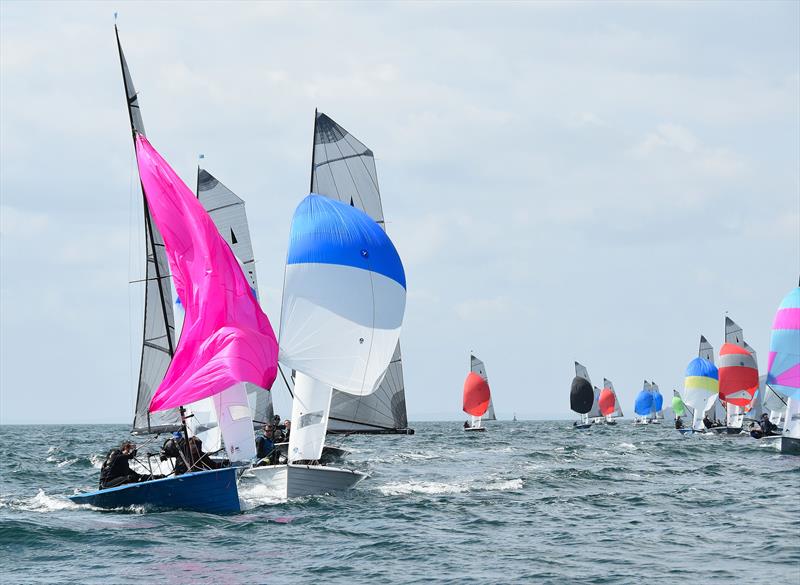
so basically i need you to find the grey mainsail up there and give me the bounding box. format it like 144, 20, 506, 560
699, 335, 715, 363
196, 168, 274, 426
589, 386, 603, 419
724, 317, 744, 346
470, 354, 496, 421
116, 26, 180, 435
311, 111, 411, 434
604, 378, 624, 417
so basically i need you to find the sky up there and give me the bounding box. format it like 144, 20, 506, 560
1, 1, 798, 424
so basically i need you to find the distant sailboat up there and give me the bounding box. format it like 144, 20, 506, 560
463, 360, 491, 432
766, 284, 800, 454
683, 335, 720, 432
598, 379, 621, 425
633, 381, 653, 425
716, 317, 759, 435
463, 354, 495, 430
570, 362, 594, 429
249, 194, 407, 496
672, 389, 694, 435
652, 382, 664, 423
309, 111, 413, 435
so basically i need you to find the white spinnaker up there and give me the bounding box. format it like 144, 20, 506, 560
278, 264, 405, 396
213, 383, 256, 464
764, 384, 788, 423
288, 372, 333, 462
784, 398, 800, 439
186, 397, 222, 453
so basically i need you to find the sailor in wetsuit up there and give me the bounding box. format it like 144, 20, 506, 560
751, 413, 779, 439
161, 433, 218, 474
675, 416, 684, 430
99, 441, 145, 489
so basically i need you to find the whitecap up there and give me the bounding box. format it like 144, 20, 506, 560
618, 442, 638, 450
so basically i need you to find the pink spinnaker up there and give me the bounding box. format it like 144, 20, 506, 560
135, 134, 278, 412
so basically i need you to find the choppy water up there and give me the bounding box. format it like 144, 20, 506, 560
1, 422, 798, 584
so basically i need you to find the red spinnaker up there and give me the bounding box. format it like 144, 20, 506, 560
463, 372, 491, 416
598, 387, 615, 416
718, 343, 758, 407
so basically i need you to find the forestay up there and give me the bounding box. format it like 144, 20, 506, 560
115, 26, 180, 435
310, 111, 410, 433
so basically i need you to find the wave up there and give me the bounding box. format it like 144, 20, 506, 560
377, 477, 523, 496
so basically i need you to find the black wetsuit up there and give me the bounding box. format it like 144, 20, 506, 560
255, 435, 274, 460
99, 449, 143, 489
703, 417, 713, 429
675, 418, 684, 430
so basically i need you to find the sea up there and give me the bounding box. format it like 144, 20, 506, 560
1, 421, 798, 584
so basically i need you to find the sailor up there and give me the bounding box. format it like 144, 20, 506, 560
464, 420, 470, 429
282, 419, 291, 442
703, 415, 713, 429
187, 436, 217, 470
255, 424, 275, 462
161, 432, 189, 475
675, 416, 684, 430
759, 413, 777, 436
99, 441, 144, 489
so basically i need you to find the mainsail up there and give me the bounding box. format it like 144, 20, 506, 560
115, 26, 180, 434
588, 387, 603, 419
471, 354, 496, 421
603, 378, 624, 418
652, 382, 664, 419
310, 111, 410, 434
196, 168, 274, 426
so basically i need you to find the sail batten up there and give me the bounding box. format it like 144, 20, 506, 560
310, 111, 409, 433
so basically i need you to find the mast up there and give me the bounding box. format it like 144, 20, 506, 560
115, 25, 182, 437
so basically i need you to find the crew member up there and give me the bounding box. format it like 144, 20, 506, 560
675, 416, 684, 430
99, 441, 144, 489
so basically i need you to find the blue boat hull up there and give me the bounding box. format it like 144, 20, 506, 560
69, 467, 241, 514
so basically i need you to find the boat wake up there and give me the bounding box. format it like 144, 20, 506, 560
377, 477, 523, 496
0, 489, 81, 513
237, 480, 287, 510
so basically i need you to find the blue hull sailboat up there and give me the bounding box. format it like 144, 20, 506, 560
70, 467, 242, 514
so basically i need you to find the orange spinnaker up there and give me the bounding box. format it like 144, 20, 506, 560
598, 387, 616, 416
463, 372, 491, 416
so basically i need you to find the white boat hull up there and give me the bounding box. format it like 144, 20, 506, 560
464, 426, 486, 432
248, 463, 367, 498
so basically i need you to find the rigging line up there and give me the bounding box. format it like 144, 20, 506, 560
314, 151, 371, 167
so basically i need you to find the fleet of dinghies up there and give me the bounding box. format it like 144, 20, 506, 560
69, 25, 800, 515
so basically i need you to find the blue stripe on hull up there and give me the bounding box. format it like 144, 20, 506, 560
69, 467, 241, 514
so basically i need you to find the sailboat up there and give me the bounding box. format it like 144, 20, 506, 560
463, 370, 491, 433
683, 335, 720, 432
672, 389, 694, 435
715, 317, 759, 435
248, 193, 407, 497
71, 34, 280, 511
651, 382, 664, 423
570, 362, 594, 429
308, 111, 413, 435
633, 381, 653, 425
765, 283, 800, 454
471, 354, 497, 423
598, 380, 619, 425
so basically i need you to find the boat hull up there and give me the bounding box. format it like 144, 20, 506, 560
708, 426, 745, 435
464, 427, 486, 432
573, 423, 592, 430
248, 463, 367, 498
69, 467, 242, 514
778, 436, 800, 455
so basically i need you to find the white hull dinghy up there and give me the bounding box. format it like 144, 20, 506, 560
249, 463, 367, 498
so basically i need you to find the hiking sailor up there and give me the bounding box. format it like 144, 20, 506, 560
99, 441, 145, 489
